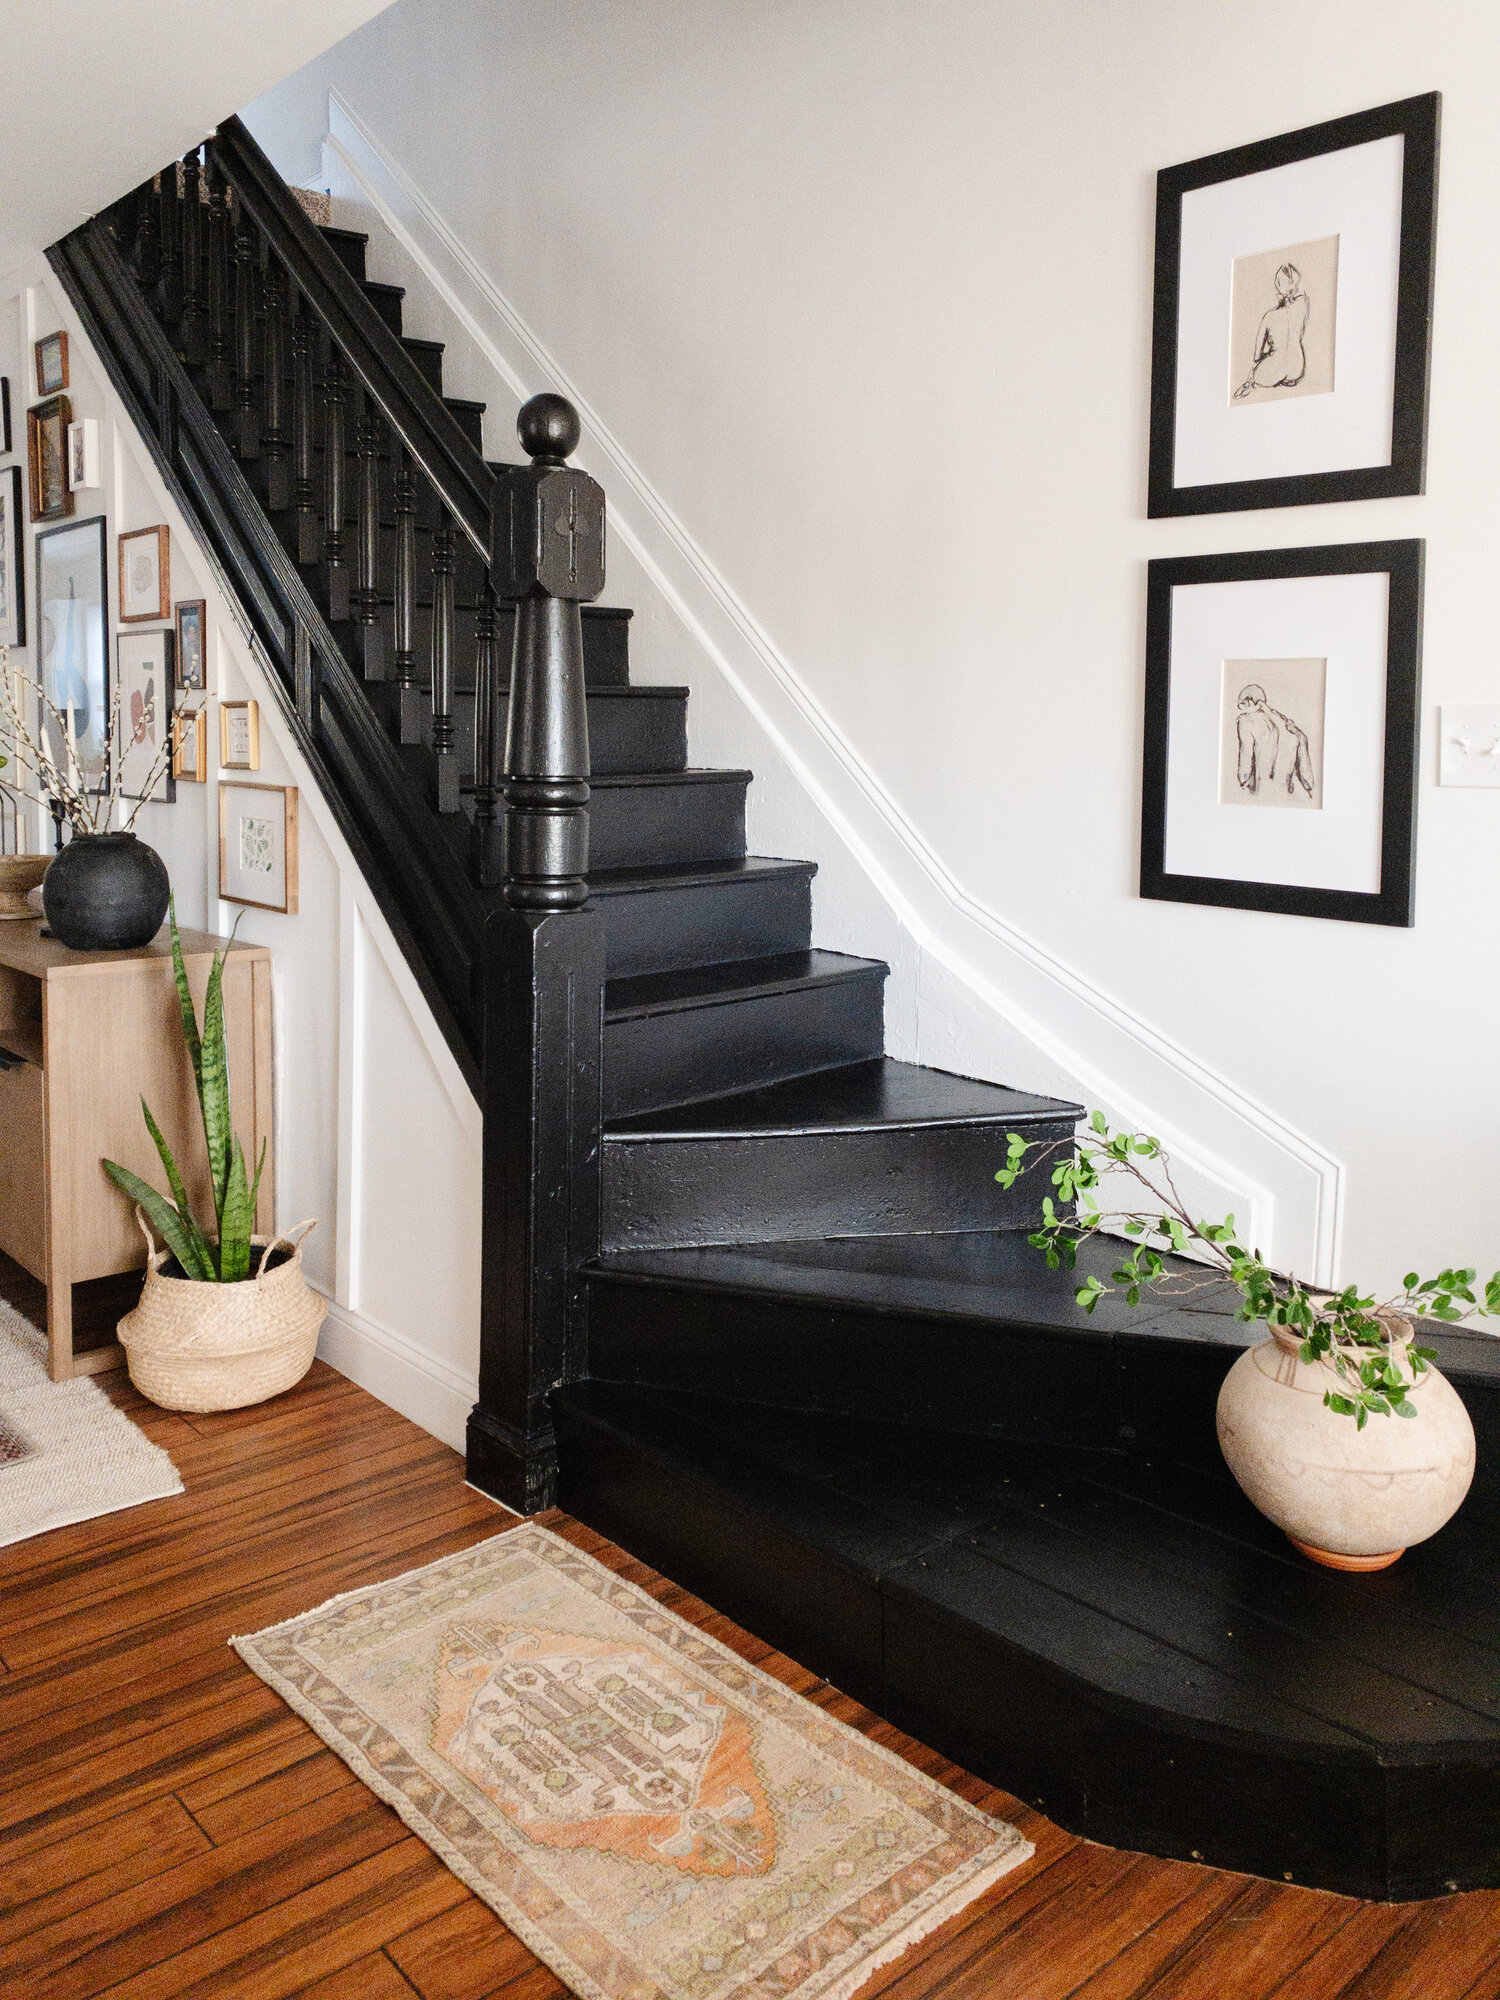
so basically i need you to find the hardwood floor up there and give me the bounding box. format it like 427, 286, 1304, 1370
3, 1257, 1500, 1997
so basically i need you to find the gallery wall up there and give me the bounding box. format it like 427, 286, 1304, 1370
0, 263, 482, 1448
244, 0, 1500, 1294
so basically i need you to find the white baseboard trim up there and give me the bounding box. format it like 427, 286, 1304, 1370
324, 88, 1343, 1284
315, 1293, 477, 1454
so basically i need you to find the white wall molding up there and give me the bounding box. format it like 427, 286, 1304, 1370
326, 87, 1343, 1283
315, 1293, 478, 1455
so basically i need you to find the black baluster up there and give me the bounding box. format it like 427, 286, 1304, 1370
351, 392, 386, 677
205, 168, 232, 409
134, 181, 162, 295
157, 161, 182, 323
290, 292, 319, 562
179, 151, 207, 364
320, 343, 349, 619
261, 262, 290, 511
233, 218, 260, 458
469, 582, 500, 871
390, 443, 422, 742
429, 512, 459, 811
468, 393, 607, 1514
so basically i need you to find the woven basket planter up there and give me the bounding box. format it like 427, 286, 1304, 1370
118, 1215, 325, 1413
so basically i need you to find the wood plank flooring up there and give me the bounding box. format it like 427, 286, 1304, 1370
3, 1254, 1500, 1998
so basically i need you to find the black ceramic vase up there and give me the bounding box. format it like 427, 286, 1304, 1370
42, 832, 171, 951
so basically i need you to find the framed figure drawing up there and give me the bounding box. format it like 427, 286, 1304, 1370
27, 395, 73, 523
118, 525, 170, 622
36, 517, 109, 791
1148, 93, 1438, 516
0, 467, 24, 648
175, 599, 207, 690
1140, 540, 1422, 927
220, 782, 298, 913
115, 630, 176, 803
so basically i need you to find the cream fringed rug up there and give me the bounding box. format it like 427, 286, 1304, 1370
0, 1299, 183, 1546
234, 1525, 1032, 2000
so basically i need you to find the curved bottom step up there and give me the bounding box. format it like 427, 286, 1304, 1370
553, 1378, 1500, 1902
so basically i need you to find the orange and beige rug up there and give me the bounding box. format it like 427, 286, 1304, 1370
0, 1298, 182, 1546
234, 1523, 1031, 2000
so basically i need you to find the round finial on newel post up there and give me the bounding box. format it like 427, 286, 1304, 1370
516, 392, 581, 466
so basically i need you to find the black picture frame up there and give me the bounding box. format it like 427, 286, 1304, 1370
1, 377, 11, 456
116, 628, 177, 804
35, 515, 111, 796
1140, 540, 1423, 927
0, 466, 24, 649
1148, 93, 1439, 518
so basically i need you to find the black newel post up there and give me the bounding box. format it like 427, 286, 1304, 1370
467, 393, 606, 1515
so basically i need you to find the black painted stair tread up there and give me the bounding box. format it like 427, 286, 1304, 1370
604, 948, 887, 1022
552, 1377, 1500, 1899
361, 280, 405, 335
605, 1055, 1079, 1136
319, 224, 368, 280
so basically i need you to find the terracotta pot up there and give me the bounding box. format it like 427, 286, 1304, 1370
1216, 1321, 1475, 1569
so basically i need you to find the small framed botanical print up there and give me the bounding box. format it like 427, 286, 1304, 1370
1140, 540, 1422, 926
219, 698, 260, 771
175, 599, 207, 690
118, 525, 170, 622
1148, 94, 1439, 516
0, 467, 24, 648
66, 418, 100, 492
27, 395, 73, 522
34, 331, 68, 397
115, 629, 176, 803
172, 706, 207, 783
220, 782, 298, 913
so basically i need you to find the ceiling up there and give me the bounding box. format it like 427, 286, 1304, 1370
0, 0, 395, 273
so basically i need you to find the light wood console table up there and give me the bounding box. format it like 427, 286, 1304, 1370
0, 921, 273, 1380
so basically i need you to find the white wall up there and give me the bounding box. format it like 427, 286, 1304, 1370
243, 0, 1500, 1293
1, 264, 482, 1448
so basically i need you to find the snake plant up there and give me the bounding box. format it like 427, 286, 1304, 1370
104, 902, 266, 1280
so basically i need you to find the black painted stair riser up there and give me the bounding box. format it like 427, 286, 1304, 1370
591, 860, 816, 979
588, 771, 751, 871
445, 687, 687, 779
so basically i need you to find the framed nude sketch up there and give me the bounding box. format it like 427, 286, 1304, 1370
1140, 540, 1422, 927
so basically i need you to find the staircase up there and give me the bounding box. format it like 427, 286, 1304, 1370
52, 119, 1500, 1905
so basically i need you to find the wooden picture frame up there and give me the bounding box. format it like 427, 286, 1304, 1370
1140, 540, 1423, 927
172, 706, 207, 783
175, 598, 207, 690
27, 395, 73, 523
1148, 93, 1439, 517
219, 698, 260, 771
0, 466, 24, 648
219, 782, 298, 913
34, 331, 68, 397
115, 629, 176, 803
118, 525, 170, 622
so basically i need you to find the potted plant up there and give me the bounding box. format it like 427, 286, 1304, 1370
103, 903, 323, 1411
0, 645, 202, 949
998, 1114, 1496, 1569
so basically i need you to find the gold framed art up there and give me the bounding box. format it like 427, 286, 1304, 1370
118, 524, 170, 622
172, 707, 207, 783
219, 782, 298, 913
27, 396, 73, 523
219, 699, 260, 771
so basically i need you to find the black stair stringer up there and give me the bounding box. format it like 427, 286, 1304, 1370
49, 217, 487, 1085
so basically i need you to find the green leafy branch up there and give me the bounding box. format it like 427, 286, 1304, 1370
998, 1112, 1500, 1427
103, 901, 266, 1282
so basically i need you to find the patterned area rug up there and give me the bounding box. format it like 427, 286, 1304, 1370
234, 1525, 1031, 2000
0, 1298, 183, 1546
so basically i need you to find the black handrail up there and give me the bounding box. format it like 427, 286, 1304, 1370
208, 116, 494, 559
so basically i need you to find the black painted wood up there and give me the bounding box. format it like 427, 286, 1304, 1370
157, 161, 182, 322
429, 511, 459, 811
261, 259, 290, 510
587, 769, 751, 870
590, 856, 815, 978
233, 216, 260, 457
320, 343, 350, 621
179, 151, 206, 364
290, 291, 320, 563
205, 168, 232, 410
554, 1376, 1500, 1900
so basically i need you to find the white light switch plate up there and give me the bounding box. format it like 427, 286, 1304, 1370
1439, 706, 1500, 787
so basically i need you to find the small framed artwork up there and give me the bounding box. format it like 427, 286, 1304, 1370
0, 467, 24, 648
220, 782, 298, 913
175, 599, 207, 690
115, 630, 176, 803
36, 516, 109, 790
1, 378, 11, 455
219, 698, 260, 771
1140, 540, 1422, 927
118, 524, 170, 622
1148, 93, 1439, 517
27, 395, 73, 523
66, 418, 100, 492
172, 706, 207, 783
34, 331, 68, 397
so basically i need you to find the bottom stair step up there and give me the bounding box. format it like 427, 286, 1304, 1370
553, 1378, 1500, 1901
